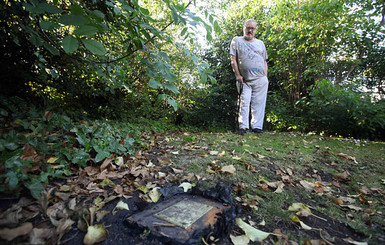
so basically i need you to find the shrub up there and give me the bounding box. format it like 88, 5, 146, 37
301, 80, 385, 139
265, 91, 306, 131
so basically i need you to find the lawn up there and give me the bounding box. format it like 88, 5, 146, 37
1, 121, 384, 244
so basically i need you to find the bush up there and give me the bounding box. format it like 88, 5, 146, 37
265, 91, 306, 131
301, 80, 385, 139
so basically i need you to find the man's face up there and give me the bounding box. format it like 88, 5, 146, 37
243, 22, 257, 41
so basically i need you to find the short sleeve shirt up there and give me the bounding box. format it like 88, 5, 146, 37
230, 36, 268, 81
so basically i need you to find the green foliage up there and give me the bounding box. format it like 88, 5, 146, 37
1, 0, 221, 117
300, 80, 385, 139
265, 91, 306, 131
0, 97, 143, 199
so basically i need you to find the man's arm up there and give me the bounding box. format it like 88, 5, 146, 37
231, 55, 244, 83
264, 60, 268, 77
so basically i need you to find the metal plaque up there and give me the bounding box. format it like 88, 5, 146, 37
154, 199, 214, 229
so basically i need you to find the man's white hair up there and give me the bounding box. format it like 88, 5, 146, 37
244, 19, 257, 27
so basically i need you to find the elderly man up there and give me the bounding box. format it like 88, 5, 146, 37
230, 19, 268, 134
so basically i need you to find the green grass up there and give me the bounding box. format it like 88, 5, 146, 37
167, 131, 385, 244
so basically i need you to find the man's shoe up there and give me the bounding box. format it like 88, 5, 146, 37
236, 128, 248, 135
252, 128, 263, 133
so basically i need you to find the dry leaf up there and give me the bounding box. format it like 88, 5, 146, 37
29, 228, 52, 244
83, 224, 108, 245
343, 237, 368, 245
179, 182, 194, 192
337, 153, 358, 163
334, 170, 351, 182
300, 180, 315, 191
148, 188, 162, 203
0, 222, 33, 241
235, 218, 273, 242
288, 203, 327, 222
340, 205, 363, 211
96, 210, 110, 222
230, 234, 250, 245
291, 216, 312, 230
47, 156, 58, 164
220, 165, 236, 174
115, 200, 129, 211
332, 197, 344, 205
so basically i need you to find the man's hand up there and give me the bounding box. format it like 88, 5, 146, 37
231, 55, 244, 83
236, 74, 244, 84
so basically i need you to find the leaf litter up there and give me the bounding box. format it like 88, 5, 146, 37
0, 131, 384, 244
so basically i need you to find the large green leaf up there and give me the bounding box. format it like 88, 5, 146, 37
74, 25, 98, 36
58, 14, 86, 26
43, 42, 60, 55
62, 36, 79, 54
214, 20, 222, 34
38, 2, 63, 14
149, 79, 162, 89
164, 83, 179, 94
40, 21, 60, 31
167, 97, 178, 111
81, 39, 106, 56
26, 180, 44, 200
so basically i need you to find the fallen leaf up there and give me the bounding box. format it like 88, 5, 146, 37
339, 196, 356, 204
274, 182, 285, 193
115, 200, 129, 211
115, 156, 124, 167
290, 216, 312, 230
332, 197, 344, 205
340, 205, 363, 211
148, 188, 162, 203
334, 170, 351, 182
179, 182, 194, 192
96, 210, 110, 222
100, 158, 113, 171
288, 203, 327, 222
337, 153, 358, 163
83, 224, 108, 245
47, 156, 58, 164
235, 218, 273, 242
230, 234, 250, 245
300, 180, 315, 192
209, 151, 219, 156
29, 228, 52, 244
343, 237, 368, 245
55, 218, 75, 240
98, 178, 115, 188
220, 165, 236, 174
0, 222, 33, 241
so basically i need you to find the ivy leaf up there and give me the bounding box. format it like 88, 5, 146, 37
62, 36, 79, 54
81, 39, 106, 56
26, 180, 44, 200
95, 150, 110, 163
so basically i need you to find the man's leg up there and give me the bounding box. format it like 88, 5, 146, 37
238, 83, 252, 130
250, 76, 269, 130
